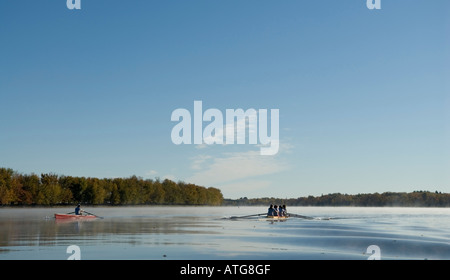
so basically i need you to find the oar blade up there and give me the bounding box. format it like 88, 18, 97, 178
288, 213, 314, 220
229, 213, 267, 219
83, 210, 104, 219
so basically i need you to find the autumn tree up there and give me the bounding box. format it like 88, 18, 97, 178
1, 167, 224, 206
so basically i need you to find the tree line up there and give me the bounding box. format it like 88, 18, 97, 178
225, 191, 450, 207
0, 168, 223, 206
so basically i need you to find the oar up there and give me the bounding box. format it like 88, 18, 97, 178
229, 213, 267, 219
288, 213, 315, 220
82, 210, 103, 219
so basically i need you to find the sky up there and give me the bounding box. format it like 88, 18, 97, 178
1, 0, 449, 199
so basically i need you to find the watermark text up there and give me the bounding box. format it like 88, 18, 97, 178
67, 0, 81, 10
367, 0, 381, 10
171, 101, 280, 156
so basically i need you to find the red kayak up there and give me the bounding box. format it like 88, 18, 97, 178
54, 213, 97, 220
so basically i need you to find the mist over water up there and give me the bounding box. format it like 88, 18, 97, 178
1, 206, 449, 260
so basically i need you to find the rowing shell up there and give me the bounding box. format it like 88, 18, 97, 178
258, 215, 289, 221
54, 213, 97, 220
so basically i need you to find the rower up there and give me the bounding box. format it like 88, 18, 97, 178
267, 204, 275, 216
75, 204, 83, 215
279, 205, 286, 217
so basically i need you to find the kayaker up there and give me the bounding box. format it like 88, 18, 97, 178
75, 204, 83, 215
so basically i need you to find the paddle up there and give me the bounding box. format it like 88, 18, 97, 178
229, 213, 267, 219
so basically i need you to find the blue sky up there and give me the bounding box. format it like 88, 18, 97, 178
1, 0, 449, 198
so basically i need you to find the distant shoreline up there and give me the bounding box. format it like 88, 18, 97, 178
2, 167, 449, 208
2, 190, 450, 208
223, 191, 450, 207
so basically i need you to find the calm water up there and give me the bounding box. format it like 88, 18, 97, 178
0, 206, 449, 260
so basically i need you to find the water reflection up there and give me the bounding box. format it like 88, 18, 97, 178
1, 207, 450, 260
0, 208, 221, 249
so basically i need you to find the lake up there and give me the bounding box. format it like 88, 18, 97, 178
1, 206, 450, 260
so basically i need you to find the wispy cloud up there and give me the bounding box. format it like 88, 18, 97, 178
186, 143, 291, 197
202, 115, 258, 145
191, 155, 213, 170
145, 170, 158, 176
